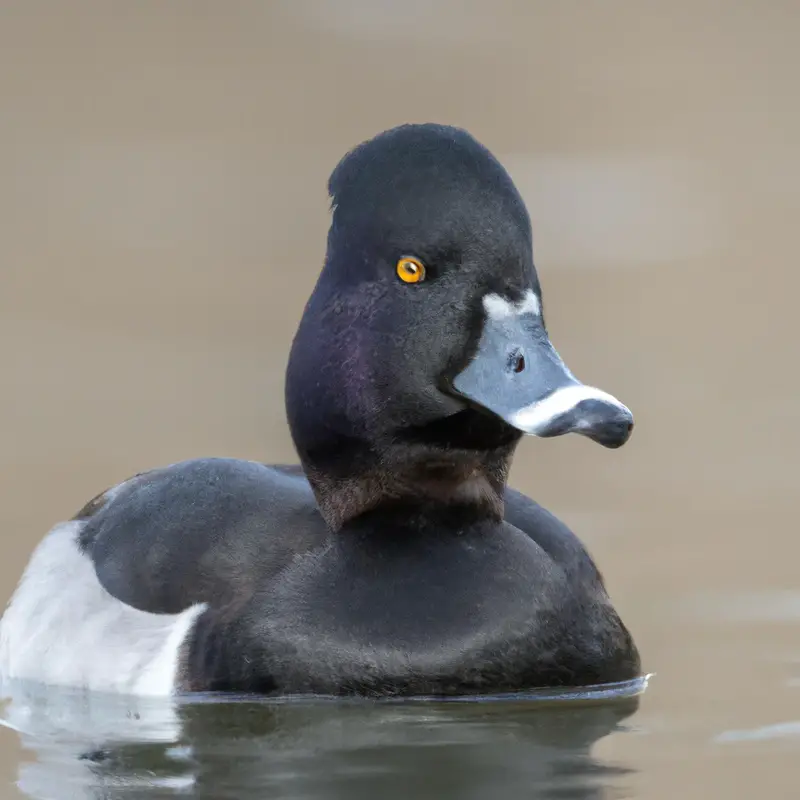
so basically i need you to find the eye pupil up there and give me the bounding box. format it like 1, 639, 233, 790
396, 257, 426, 284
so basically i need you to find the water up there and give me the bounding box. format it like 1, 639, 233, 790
1, 679, 648, 799
1, 3, 799, 798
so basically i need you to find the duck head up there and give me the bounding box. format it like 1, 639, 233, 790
286, 124, 632, 529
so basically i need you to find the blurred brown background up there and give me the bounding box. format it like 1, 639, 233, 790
1, 2, 798, 798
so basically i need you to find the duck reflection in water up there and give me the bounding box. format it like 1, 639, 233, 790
1, 680, 642, 800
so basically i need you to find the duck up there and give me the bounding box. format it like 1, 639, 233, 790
0, 123, 641, 698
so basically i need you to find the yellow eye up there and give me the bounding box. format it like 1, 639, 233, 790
396, 256, 426, 284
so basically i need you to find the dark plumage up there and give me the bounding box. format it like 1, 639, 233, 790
14, 124, 642, 697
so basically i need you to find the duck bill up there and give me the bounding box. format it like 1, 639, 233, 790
451, 308, 633, 448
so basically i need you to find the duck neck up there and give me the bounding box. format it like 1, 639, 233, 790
284, 290, 523, 531
293, 411, 522, 532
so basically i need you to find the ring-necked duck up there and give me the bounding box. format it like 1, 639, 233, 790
0, 124, 641, 698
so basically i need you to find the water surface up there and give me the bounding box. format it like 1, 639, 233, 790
1, 679, 648, 799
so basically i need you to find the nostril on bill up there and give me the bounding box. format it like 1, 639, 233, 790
508, 350, 526, 373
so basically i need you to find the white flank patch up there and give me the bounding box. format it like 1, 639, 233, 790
511, 384, 630, 435
0, 521, 206, 697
